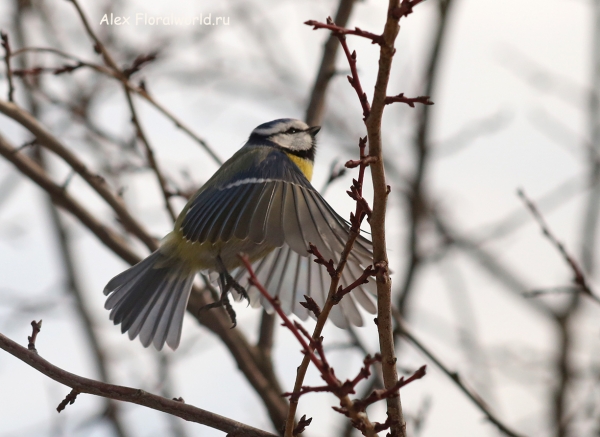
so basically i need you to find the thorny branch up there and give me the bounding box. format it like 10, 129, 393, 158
240, 255, 426, 437
284, 135, 375, 436
304, 4, 428, 435
306, 17, 372, 120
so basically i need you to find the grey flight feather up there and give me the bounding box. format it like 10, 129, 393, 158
104, 251, 195, 350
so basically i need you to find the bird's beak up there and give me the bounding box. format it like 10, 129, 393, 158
307, 126, 321, 137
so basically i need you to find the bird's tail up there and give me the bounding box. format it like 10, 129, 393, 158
103, 251, 196, 350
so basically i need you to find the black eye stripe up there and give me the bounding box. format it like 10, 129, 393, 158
285, 127, 302, 134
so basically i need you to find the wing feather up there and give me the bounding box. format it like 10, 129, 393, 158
249, 182, 278, 244
207, 182, 255, 243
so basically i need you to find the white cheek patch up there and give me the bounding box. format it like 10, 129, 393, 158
272, 133, 312, 151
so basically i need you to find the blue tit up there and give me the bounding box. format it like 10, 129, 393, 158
104, 118, 376, 350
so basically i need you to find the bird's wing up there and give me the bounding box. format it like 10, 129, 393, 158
179, 146, 372, 263
232, 243, 376, 328
180, 146, 376, 327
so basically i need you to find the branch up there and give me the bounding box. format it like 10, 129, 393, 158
384, 93, 433, 108
0, 131, 290, 430
518, 188, 600, 304
10, 45, 222, 165
304, 20, 384, 45
240, 256, 421, 437
27, 319, 42, 352
308, 243, 336, 277
305, 0, 357, 126
360, 0, 409, 433
123, 89, 177, 222
0, 99, 158, 252
306, 18, 371, 120
395, 317, 525, 437
1, 32, 15, 102
390, 0, 426, 19
353, 366, 426, 412
0, 329, 276, 437
0, 131, 142, 264
334, 265, 376, 302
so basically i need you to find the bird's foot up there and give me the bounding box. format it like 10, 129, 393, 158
198, 291, 238, 328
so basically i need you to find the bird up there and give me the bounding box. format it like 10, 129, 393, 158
103, 118, 376, 350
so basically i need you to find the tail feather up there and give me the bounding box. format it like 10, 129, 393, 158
104, 251, 195, 350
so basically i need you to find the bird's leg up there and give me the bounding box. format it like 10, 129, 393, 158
197, 256, 249, 328
223, 271, 249, 303
198, 272, 238, 327
215, 255, 250, 303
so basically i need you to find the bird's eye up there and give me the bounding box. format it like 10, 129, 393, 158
286, 128, 300, 134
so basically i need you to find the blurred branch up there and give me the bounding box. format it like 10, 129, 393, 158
0, 131, 290, 431
470, 175, 584, 244
256, 310, 283, 395
0, 328, 277, 437
518, 189, 600, 304
66, 0, 223, 166
397, 0, 455, 316
123, 90, 177, 222
497, 46, 587, 110
433, 110, 512, 158
65, 0, 177, 222
0, 131, 142, 264
394, 317, 525, 437
1, 32, 15, 102
0, 99, 158, 252
16, 48, 221, 164
305, 0, 356, 126
35, 144, 129, 437
429, 209, 554, 317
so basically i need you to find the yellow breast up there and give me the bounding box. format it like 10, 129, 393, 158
285, 153, 314, 181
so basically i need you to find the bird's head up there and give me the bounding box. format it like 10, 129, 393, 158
249, 118, 321, 162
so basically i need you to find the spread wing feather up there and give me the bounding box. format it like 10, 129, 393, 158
181, 147, 376, 327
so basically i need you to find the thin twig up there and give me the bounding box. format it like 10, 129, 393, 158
305, 20, 384, 45
395, 317, 526, 437
57, 388, 80, 412
123, 90, 177, 222
384, 93, 433, 107
518, 188, 600, 304
10, 46, 221, 163
27, 319, 42, 352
